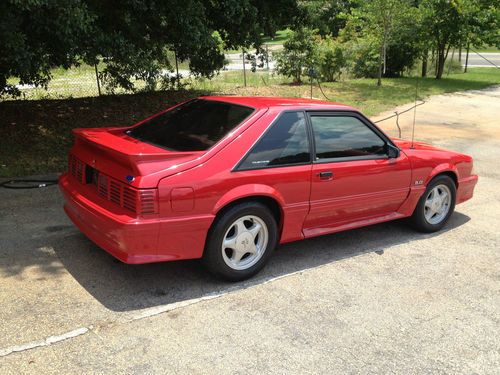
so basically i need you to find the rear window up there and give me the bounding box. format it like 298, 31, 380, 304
126, 99, 254, 151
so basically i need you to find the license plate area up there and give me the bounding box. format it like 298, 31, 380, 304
85, 165, 99, 185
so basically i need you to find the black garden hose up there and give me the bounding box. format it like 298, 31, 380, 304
0, 179, 59, 189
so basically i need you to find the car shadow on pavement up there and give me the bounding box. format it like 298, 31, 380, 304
49, 211, 470, 312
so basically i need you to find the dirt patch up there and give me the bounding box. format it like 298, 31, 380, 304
373, 86, 500, 143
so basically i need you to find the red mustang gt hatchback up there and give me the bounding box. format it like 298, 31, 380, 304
59, 96, 478, 280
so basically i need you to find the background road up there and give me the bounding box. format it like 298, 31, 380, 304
460, 52, 500, 68
1, 87, 499, 374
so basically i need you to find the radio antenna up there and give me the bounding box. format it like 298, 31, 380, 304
410, 76, 419, 149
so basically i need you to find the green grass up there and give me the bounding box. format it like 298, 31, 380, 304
318, 68, 500, 116
6, 56, 190, 100
188, 68, 500, 116
474, 44, 500, 53
262, 29, 292, 45
7, 63, 102, 100
223, 29, 290, 54
1, 67, 499, 177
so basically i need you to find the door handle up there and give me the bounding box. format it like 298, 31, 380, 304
318, 171, 333, 179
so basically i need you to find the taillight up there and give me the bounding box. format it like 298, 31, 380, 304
69, 154, 85, 183
138, 189, 158, 215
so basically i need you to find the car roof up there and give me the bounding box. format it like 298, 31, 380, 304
200, 96, 356, 111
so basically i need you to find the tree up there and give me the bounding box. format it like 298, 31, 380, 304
0, 0, 94, 96
420, 0, 463, 79
459, 0, 499, 72
298, 0, 354, 37
274, 28, 318, 84
0, 0, 298, 96
317, 37, 347, 82
349, 0, 412, 86
84, 0, 228, 92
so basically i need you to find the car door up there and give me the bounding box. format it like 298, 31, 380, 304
303, 111, 412, 236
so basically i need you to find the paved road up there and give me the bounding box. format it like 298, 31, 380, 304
1, 87, 499, 374
225, 51, 500, 71
460, 52, 500, 68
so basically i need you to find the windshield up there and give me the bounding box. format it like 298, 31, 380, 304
126, 99, 255, 151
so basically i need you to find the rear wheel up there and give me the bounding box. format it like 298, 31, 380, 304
203, 202, 278, 281
410, 175, 456, 232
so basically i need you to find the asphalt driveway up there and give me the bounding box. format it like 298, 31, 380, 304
1, 87, 499, 374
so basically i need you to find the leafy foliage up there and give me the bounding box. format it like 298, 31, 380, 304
317, 37, 347, 81
274, 28, 318, 83
298, 0, 353, 37
1, 0, 298, 96
0, 0, 94, 96
349, 0, 414, 85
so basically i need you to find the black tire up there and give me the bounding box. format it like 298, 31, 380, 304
410, 175, 456, 233
203, 201, 278, 281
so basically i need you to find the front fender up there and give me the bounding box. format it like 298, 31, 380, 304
426, 163, 459, 185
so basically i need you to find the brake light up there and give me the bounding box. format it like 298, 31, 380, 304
138, 189, 158, 215
69, 154, 85, 183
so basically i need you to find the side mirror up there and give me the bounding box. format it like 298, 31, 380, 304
386, 143, 400, 159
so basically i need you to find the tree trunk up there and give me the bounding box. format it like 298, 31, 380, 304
447, 48, 455, 76
436, 45, 450, 80
464, 42, 470, 73
377, 42, 384, 86
242, 50, 247, 87
436, 51, 444, 79
421, 50, 428, 78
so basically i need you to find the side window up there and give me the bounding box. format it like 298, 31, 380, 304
310, 115, 386, 160
238, 111, 310, 169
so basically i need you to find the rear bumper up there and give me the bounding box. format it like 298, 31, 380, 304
60, 173, 161, 263
457, 174, 478, 204
59, 174, 214, 264
60, 173, 214, 264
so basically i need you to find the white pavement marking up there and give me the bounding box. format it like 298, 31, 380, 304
0, 263, 327, 358
0, 327, 89, 357
128, 266, 315, 322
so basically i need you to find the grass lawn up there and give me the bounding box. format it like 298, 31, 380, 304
474, 45, 500, 53
189, 67, 500, 116
1, 67, 499, 177
7, 55, 190, 100
223, 29, 290, 54
261, 29, 292, 45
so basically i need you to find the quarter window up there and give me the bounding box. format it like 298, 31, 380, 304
310, 115, 386, 160
238, 111, 310, 169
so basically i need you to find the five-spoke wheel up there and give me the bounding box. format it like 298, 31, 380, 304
410, 175, 456, 232
203, 202, 277, 281
221, 215, 269, 271
424, 184, 452, 225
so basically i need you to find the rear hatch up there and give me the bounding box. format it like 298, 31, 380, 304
67, 127, 203, 216
70, 127, 203, 187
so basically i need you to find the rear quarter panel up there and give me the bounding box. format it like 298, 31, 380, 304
155, 108, 312, 259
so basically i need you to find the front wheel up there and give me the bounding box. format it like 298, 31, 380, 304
410, 175, 456, 233
203, 202, 278, 281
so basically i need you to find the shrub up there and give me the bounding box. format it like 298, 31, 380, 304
274, 28, 318, 83
317, 37, 347, 82
343, 37, 380, 78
